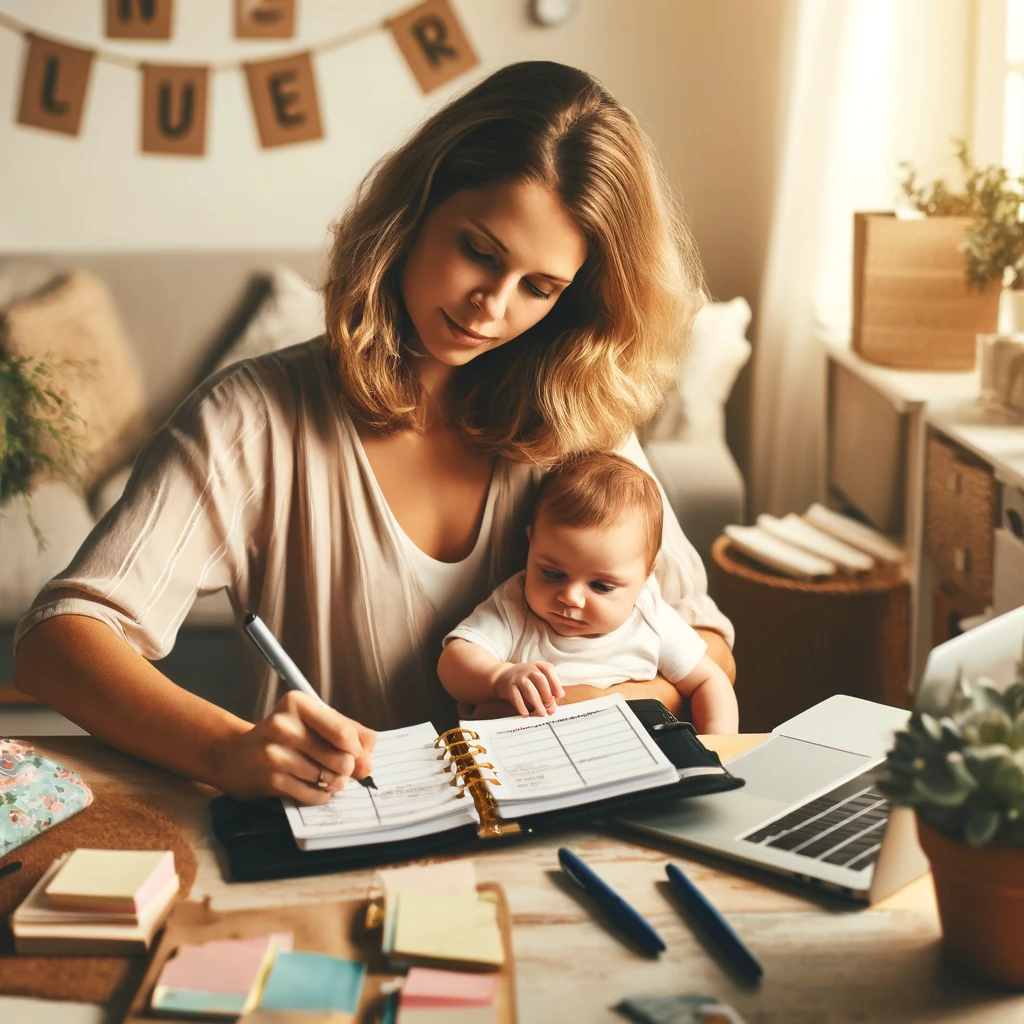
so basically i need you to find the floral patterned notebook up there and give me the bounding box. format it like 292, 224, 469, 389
0, 739, 94, 857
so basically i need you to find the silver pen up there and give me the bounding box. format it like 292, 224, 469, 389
243, 612, 376, 790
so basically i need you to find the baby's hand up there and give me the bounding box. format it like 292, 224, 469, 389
494, 661, 565, 717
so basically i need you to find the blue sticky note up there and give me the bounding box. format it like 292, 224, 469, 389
258, 951, 366, 1013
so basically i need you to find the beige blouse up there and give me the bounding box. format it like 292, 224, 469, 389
15, 340, 734, 731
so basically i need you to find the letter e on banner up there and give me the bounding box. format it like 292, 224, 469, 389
17, 35, 95, 137
388, 0, 479, 94
141, 64, 209, 156
235, 0, 297, 39
106, 0, 174, 39
244, 52, 322, 148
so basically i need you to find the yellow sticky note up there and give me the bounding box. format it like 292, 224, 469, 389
392, 892, 503, 968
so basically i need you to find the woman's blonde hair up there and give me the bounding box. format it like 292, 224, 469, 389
533, 453, 664, 575
324, 60, 704, 463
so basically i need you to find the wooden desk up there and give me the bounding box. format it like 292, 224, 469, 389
24, 734, 1024, 1023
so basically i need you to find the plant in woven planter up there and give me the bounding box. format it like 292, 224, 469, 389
0, 348, 82, 549
880, 668, 1024, 989
900, 139, 1024, 293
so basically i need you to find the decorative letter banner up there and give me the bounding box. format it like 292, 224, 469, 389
142, 64, 209, 156
105, 0, 174, 40
0, 1, 478, 153
17, 35, 95, 137
235, 0, 297, 40
389, 0, 478, 95
244, 52, 322, 148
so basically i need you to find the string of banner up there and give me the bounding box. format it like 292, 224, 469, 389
0, 0, 479, 154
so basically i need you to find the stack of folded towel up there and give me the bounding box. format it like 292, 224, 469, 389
724, 504, 904, 581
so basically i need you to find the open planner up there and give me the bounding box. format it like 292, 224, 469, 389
212, 696, 744, 880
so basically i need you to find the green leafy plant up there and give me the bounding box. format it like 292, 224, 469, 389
881, 666, 1024, 848
899, 139, 1024, 291
0, 345, 82, 549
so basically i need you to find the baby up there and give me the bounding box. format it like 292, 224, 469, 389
438, 452, 739, 734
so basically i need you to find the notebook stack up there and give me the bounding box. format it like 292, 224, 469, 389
12, 848, 180, 954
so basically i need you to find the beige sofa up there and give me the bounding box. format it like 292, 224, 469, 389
0, 252, 747, 713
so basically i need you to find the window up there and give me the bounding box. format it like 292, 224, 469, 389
974, 0, 1024, 173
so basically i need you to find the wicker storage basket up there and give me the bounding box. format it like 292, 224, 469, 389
924, 433, 998, 606
852, 213, 1000, 370
710, 536, 911, 732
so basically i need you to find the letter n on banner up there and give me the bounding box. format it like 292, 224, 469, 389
17, 35, 94, 137
106, 0, 174, 40
388, 0, 478, 94
244, 52, 322, 148
141, 65, 209, 156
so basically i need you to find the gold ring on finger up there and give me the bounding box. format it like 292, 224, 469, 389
317, 769, 329, 789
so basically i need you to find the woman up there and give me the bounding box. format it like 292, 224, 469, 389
14, 61, 735, 806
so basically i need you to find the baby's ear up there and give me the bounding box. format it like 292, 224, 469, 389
526, 524, 532, 541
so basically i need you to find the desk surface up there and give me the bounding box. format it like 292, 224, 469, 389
23, 734, 1024, 1023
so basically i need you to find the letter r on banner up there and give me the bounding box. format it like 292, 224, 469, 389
141, 64, 209, 156
17, 35, 94, 137
388, 0, 479, 94
244, 52, 323, 148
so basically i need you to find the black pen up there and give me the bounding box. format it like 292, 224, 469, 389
244, 612, 376, 791
0, 860, 23, 881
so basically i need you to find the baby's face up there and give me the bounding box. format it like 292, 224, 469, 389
524, 510, 651, 638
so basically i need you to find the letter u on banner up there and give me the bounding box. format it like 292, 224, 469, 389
388, 0, 478, 94
141, 64, 209, 156
244, 52, 322, 148
17, 35, 95, 136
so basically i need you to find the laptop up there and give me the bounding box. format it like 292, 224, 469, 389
616, 605, 1024, 903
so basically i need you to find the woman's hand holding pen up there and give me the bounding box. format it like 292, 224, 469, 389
215, 691, 376, 803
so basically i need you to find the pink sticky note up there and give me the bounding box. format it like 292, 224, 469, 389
157, 933, 292, 994
401, 967, 497, 1007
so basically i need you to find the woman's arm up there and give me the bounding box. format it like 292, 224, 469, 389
15, 615, 375, 802
460, 674, 684, 720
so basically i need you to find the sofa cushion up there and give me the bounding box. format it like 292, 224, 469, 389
213, 264, 324, 373
0, 481, 96, 621
1, 271, 150, 492
644, 297, 753, 444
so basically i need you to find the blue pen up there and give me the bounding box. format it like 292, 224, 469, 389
665, 863, 763, 981
558, 848, 666, 956
244, 612, 376, 790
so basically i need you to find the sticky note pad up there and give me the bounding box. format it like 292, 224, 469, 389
45, 849, 175, 913
151, 933, 288, 1017
392, 892, 503, 968
402, 967, 497, 1006
258, 950, 366, 1014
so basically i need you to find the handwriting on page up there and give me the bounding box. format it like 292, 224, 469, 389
489, 703, 663, 798
294, 724, 460, 833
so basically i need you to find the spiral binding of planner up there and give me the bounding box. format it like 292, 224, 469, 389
434, 727, 514, 838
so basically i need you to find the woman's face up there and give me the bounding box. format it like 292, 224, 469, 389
400, 179, 587, 375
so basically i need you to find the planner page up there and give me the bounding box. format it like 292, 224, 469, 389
466, 695, 678, 817
282, 723, 480, 851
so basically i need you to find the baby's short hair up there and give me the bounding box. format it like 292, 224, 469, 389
533, 452, 663, 574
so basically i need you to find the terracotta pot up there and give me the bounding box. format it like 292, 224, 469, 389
916, 815, 1024, 989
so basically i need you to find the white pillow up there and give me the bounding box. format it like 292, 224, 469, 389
214, 265, 325, 374
0, 481, 96, 620
644, 297, 753, 444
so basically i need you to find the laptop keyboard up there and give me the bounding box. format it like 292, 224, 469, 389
741, 766, 889, 872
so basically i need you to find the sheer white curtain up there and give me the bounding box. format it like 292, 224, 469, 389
749, 0, 973, 517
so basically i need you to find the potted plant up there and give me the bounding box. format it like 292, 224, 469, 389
880, 670, 1024, 989
900, 140, 1024, 333
0, 348, 81, 549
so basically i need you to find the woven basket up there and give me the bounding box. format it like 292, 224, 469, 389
710, 536, 911, 732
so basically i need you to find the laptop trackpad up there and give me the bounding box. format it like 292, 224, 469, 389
727, 735, 871, 803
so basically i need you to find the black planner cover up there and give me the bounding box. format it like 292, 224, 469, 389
210, 699, 744, 882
